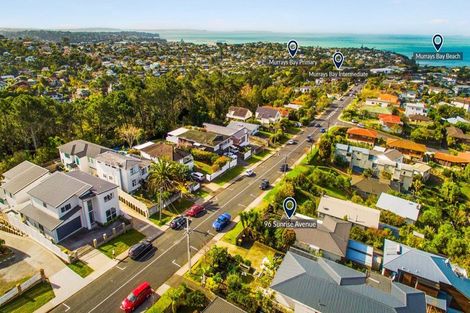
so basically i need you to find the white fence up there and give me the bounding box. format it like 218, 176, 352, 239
0, 272, 44, 307
6, 212, 71, 263
119, 190, 154, 217
206, 158, 238, 182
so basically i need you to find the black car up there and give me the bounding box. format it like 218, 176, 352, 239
259, 179, 269, 190
315, 123, 321, 127
170, 216, 188, 229
306, 135, 313, 143
280, 163, 289, 172
128, 239, 153, 260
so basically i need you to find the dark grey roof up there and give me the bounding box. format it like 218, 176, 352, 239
295, 216, 351, 257
203, 297, 246, 313
28, 172, 91, 207
58, 140, 111, 158
256, 106, 279, 119
20, 203, 81, 230
66, 171, 117, 195
270, 251, 426, 313
2, 162, 49, 195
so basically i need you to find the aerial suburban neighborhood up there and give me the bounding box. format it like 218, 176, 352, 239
0, 2, 470, 313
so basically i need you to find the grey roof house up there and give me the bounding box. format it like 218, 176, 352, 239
382, 239, 470, 312
271, 250, 427, 313
255, 106, 281, 124
58, 139, 111, 174
226, 106, 253, 121
376, 193, 421, 224
0, 161, 50, 209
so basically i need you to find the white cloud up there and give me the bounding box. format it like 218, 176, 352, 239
429, 18, 449, 25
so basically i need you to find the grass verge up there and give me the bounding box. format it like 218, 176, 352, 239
67, 260, 94, 278
98, 229, 145, 258
221, 222, 244, 245
0, 281, 55, 313
213, 165, 245, 186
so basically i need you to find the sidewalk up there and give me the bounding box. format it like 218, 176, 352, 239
36, 249, 119, 313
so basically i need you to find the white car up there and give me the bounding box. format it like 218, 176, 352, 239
245, 169, 254, 177
191, 172, 205, 182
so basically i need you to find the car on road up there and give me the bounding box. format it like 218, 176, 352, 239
120, 282, 152, 313
357, 123, 365, 128
306, 135, 313, 143
320, 128, 326, 133
280, 163, 289, 172
245, 169, 255, 177
351, 119, 357, 124
128, 239, 153, 260
185, 204, 205, 217
191, 172, 205, 182
259, 179, 269, 190
286, 139, 297, 145
170, 215, 188, 229
212, 213, 231, 231
315, 123, 321, 127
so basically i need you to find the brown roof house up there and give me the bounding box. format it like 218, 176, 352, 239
226, 106, 253, 121
135, 141, 194, 170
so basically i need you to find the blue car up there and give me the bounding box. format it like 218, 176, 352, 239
212, 213, 231, 231
320, 128, 326, 133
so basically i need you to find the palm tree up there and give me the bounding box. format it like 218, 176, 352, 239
147, 158, 190, 199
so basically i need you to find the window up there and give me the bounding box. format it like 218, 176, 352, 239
132, 180, 138, 187
60, 203, 71, 213
105, 207, 117, 222
130, 167, 136, 175
104, 193, 114, 202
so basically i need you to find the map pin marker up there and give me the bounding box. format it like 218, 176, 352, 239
287, 40, 298, 58
333, 51, 344, 70
432, 34, 443, 52
283, 197, 297, 219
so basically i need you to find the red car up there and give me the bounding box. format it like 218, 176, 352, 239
185, 204, 205, 217
120, 282, 152, 313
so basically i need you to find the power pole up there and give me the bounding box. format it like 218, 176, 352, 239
186, 216, 191, 272
158, 187, 162, 221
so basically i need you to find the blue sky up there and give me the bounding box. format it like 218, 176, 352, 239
1, 0, 470, 35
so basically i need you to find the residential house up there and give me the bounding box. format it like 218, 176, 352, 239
445, 116, 469, 125
405, 102, 427, 117
58, 140, 111, 175
382, 239, 470, 312
203, 297, 246, 313
453, 86, 470, 96
335, 143, 376, 173
0, 161, 49, 209
95, 151, 151, 193
346, 128, 378, 146
203, 123, 249, 147
317, 195, 380, 229
255, 106, 281, 124
271, 250, 426, 313
376, 193, 420, 224
386, 138, 427, 160
379, 114, 403, 134
294, 216, 352, 261
446, 126, 470, 145
352, 177, 391, 198
19, 171, 120, 243
227, 121, 260, 136
225, 106, 253, 121
135, 142, 194, 170
166, 128, 232, 153
389, 163, 414, 192
433, 152, 470, 168
365, 93, 398, 107
408, 114, 432, 124
450, 97, 470, 113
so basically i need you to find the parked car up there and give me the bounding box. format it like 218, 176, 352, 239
212, 213, 231, 231
185, 204, 205, 217
320, 128, 326, 133
286, 139, 297, 145
351, 119, 357, 124
259, 179, 269, 190
229, 146, 239, 154
170, 216, 188, 229
245, 169, 254, 177
357, 123, 365, 128
306, 135, 313, 143
191, 172, 205, 182
120, 282, 152, 313
128, 239, 153, 260
315, 123, 321, 127
280, 163, 289, 172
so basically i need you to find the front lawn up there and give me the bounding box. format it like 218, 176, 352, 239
165, 198, 194, 215
149, 212, 172, 226
247, 149, 271, 165
213, 165, 245, 186
98, 229, 145, 258
67, 260, 94, 278
147, 288, 172, 313
221, 222, 244, 245
0, 281, 55, 313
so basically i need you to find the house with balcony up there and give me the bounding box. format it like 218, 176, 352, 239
203, 123, 249, 147
382, 239, 470, 312
346, 127, 378, 146
18, 171, 120, 243
95, 151, 151, 193
0, 161, 50, 209
271, 249, 426, 313
405, 102, 427, 117
225, 106, 253, 121
386, 138, 427, 160
58, 140, 111, 175
134, 141, 194, 170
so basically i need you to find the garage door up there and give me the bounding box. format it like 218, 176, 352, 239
56, 216, 82, 241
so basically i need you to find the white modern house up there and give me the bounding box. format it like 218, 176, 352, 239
58, 140, 111, 175
0, 161, 50, 209
95, 151, 151, 193
227, 121, 260, 136
19, 171, 120, 243
405, 102, 427, 117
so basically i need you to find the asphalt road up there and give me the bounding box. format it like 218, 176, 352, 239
51, 84, 363, 313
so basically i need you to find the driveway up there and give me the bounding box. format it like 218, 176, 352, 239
0, 230, 66, 280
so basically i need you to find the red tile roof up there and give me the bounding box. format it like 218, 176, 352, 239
434, 152, 470, 164
347, 128, 378, 139
386, 138, 427, 153
379, 114, 401, 124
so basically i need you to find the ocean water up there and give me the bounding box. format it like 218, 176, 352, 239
156, 31, 470, 67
